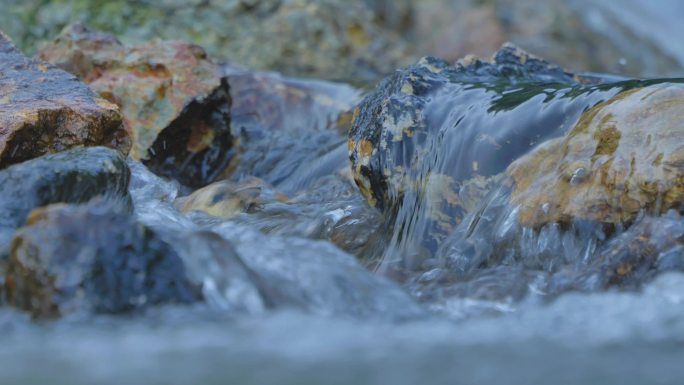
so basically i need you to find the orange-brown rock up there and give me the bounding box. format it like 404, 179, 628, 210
175, 177, 288, 219
0, 29, 129, 168
38, 24, 234, 187
508, 83, 684, 228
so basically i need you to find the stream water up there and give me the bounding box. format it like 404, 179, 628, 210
2, 1, 684, 384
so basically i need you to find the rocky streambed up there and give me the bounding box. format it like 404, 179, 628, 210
1, 5, 684, 384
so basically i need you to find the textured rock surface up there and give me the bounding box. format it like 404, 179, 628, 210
38, 24, 234, 187
0, 30, 129, 168
508, 83, 684, 228
0, 147, 130, 254
180, 173, 384, 263
5, 202, 200, 319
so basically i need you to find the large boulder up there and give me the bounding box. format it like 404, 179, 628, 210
0, 146, 130, 254
0, 30, 129, 168
5, 202, 200, 319
38, 24, 234, 187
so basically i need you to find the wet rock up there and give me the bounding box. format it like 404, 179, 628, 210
0, 30, 129, 168
0, 147, 130, 254
435, 82, 684, 296
508, 83, 684, 228
5, 202, 200, 319
349, 46, 629, 265
208, 222, 425, 320
38, 24, 234, 187
350, 45, 577, 212
418, 211, 684, 305
166, 231, 266, 314
549, 211, 684, 293
181, 172, 384, 264
127, 161, 421, 319
175, 177, 289, 219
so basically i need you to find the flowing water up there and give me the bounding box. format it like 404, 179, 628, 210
3, 3, 684, 384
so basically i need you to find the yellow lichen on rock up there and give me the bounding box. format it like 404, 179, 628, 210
508, 83, 684, 227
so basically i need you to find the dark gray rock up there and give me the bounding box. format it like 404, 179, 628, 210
0, 146, 130, 255
5, 201, 200, 319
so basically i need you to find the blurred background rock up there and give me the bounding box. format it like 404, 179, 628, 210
2, 0, 683, 84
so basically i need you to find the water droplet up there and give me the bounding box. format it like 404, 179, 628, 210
570, 167, 587, 185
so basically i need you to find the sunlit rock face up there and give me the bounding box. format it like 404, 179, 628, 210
37, 24, 234, 188
38, 25, 361, 189
0, 30, 130, 168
